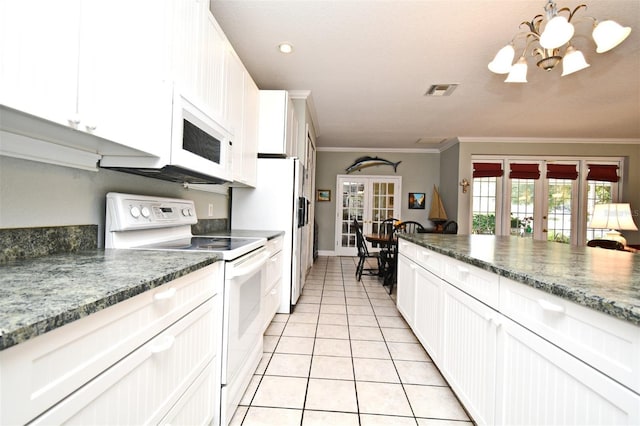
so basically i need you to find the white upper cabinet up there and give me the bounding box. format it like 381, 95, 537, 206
0, 0, 172, 158
258, 90, 297, 157
228, 48, 258, 187
0, 0, 81, 128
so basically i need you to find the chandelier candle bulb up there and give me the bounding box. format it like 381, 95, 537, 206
561, 46, 590, 76
488, 44, 515, 74
505, 57, 528, 83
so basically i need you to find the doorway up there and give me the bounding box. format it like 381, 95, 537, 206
335, 175, 401, 256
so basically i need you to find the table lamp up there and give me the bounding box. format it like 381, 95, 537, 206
588, 203, 638, 246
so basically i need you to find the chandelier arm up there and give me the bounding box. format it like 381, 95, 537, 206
567, 4, 588, 22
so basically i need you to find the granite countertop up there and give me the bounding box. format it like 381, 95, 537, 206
399, 234, 640, 326
0, 249, 220, 351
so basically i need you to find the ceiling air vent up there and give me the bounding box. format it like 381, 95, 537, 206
425, 84, 458, 97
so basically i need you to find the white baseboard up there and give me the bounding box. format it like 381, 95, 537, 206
317, 250, 336, 257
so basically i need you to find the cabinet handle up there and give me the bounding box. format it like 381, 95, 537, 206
154, 287, 177, 301
149, 335, 175, 354
457, 266, 470, 276
537, 298, 565, 313
84, 124, 97, 132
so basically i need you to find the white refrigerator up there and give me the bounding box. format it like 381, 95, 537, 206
231, 157, 307, 313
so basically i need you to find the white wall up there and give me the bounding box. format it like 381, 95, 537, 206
0, 156, 229, 247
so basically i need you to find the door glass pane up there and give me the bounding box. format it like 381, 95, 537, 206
472, 177, 497, 234
510, 179, 535, 238
340, 181, 365, 249
547, 179, 572, 243
586, 180, 613, 241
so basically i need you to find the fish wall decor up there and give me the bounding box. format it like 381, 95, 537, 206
346, 156, 401, 174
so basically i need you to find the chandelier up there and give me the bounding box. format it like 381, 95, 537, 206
488, 0, 632, 83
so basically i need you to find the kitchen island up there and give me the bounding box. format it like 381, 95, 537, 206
396, 234, 640, 425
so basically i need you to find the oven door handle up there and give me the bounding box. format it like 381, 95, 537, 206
227, 251, 269, 279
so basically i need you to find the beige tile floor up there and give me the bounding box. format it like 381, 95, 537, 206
230, 256, 473, 426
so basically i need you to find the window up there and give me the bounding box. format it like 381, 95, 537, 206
471, 162, 503, 234
470, 157, 622, 246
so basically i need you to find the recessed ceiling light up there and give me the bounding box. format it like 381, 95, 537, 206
278, 43, 294, 54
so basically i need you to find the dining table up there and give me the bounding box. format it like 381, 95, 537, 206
364, 233, 396, 249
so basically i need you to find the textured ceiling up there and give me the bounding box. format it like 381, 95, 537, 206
210, 0, 640, 150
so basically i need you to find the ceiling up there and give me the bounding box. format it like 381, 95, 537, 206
209, 0, 640, 150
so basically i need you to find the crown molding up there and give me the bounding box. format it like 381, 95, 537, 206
316, 146, 440, 153
457, 136, 640, 145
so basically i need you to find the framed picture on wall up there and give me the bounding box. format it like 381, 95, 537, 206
408, 192, 426, 209
317, 189, 331, 202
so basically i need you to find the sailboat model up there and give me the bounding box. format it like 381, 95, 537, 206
428, 185, 448, 226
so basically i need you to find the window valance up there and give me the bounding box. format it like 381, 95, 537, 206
509, 163, 540, 179
473, 162, 504, 178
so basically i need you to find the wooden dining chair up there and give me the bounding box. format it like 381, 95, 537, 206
354, 219, 379, 281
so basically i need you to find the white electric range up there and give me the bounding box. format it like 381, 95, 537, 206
105, 192, 266, 425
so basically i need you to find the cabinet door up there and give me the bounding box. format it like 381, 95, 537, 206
241, 75, 259, 186
169, 0, 204, 104
228, 51, 245, 182
0, 0, 79, 127
396, 254, 417, 327
496, 316, 640, 425
200, 13, 227, 123
78, 0, 172, 157
441, 283, 497, 425
414, 265, 442, 363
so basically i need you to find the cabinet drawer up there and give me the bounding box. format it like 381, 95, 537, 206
398, 239, 417, 261
266, 249, 283, 287
442, 257, 499, 308
0, 263, 223, 426
263, 279, 282, 332
266, 235, 284, 256
499, 277, 640, 394
30, 298, 219, 425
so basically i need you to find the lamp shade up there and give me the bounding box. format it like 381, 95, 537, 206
561, 46, 590, 76
540, 15, 575, 49
488, 44, 515, 74
588, 203, 638, 230
505, 57, 528, 83
592, 20, 632, 53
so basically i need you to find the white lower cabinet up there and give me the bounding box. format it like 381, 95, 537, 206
0, 263, 223, 426
413, 262, 442, 363
30, 299, 218, 425
262, 236, 284, 332
496, 314, 640, 425
397, 239, 640, 425
440, 283, 497, 425
396, 254, 417, 327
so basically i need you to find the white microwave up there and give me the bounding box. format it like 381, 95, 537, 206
100, 91, 232, 184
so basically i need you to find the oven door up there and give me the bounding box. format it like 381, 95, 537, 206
221, 246, 268, 386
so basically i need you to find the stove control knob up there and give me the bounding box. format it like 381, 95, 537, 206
141, 207, 151, 218
130, 206, 141, 218
182, 208, 192, 217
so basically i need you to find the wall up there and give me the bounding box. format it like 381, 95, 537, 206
0, 156, 229, 247
315, 150, 440, 253
440, 142, 460, 221
455, 141, 640, 244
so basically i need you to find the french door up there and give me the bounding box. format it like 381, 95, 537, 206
335, 175, 401, 256
503, 162, 579, 244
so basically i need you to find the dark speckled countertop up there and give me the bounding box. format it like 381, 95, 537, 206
0, 249, 220, 351
400, 234, 640, 326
